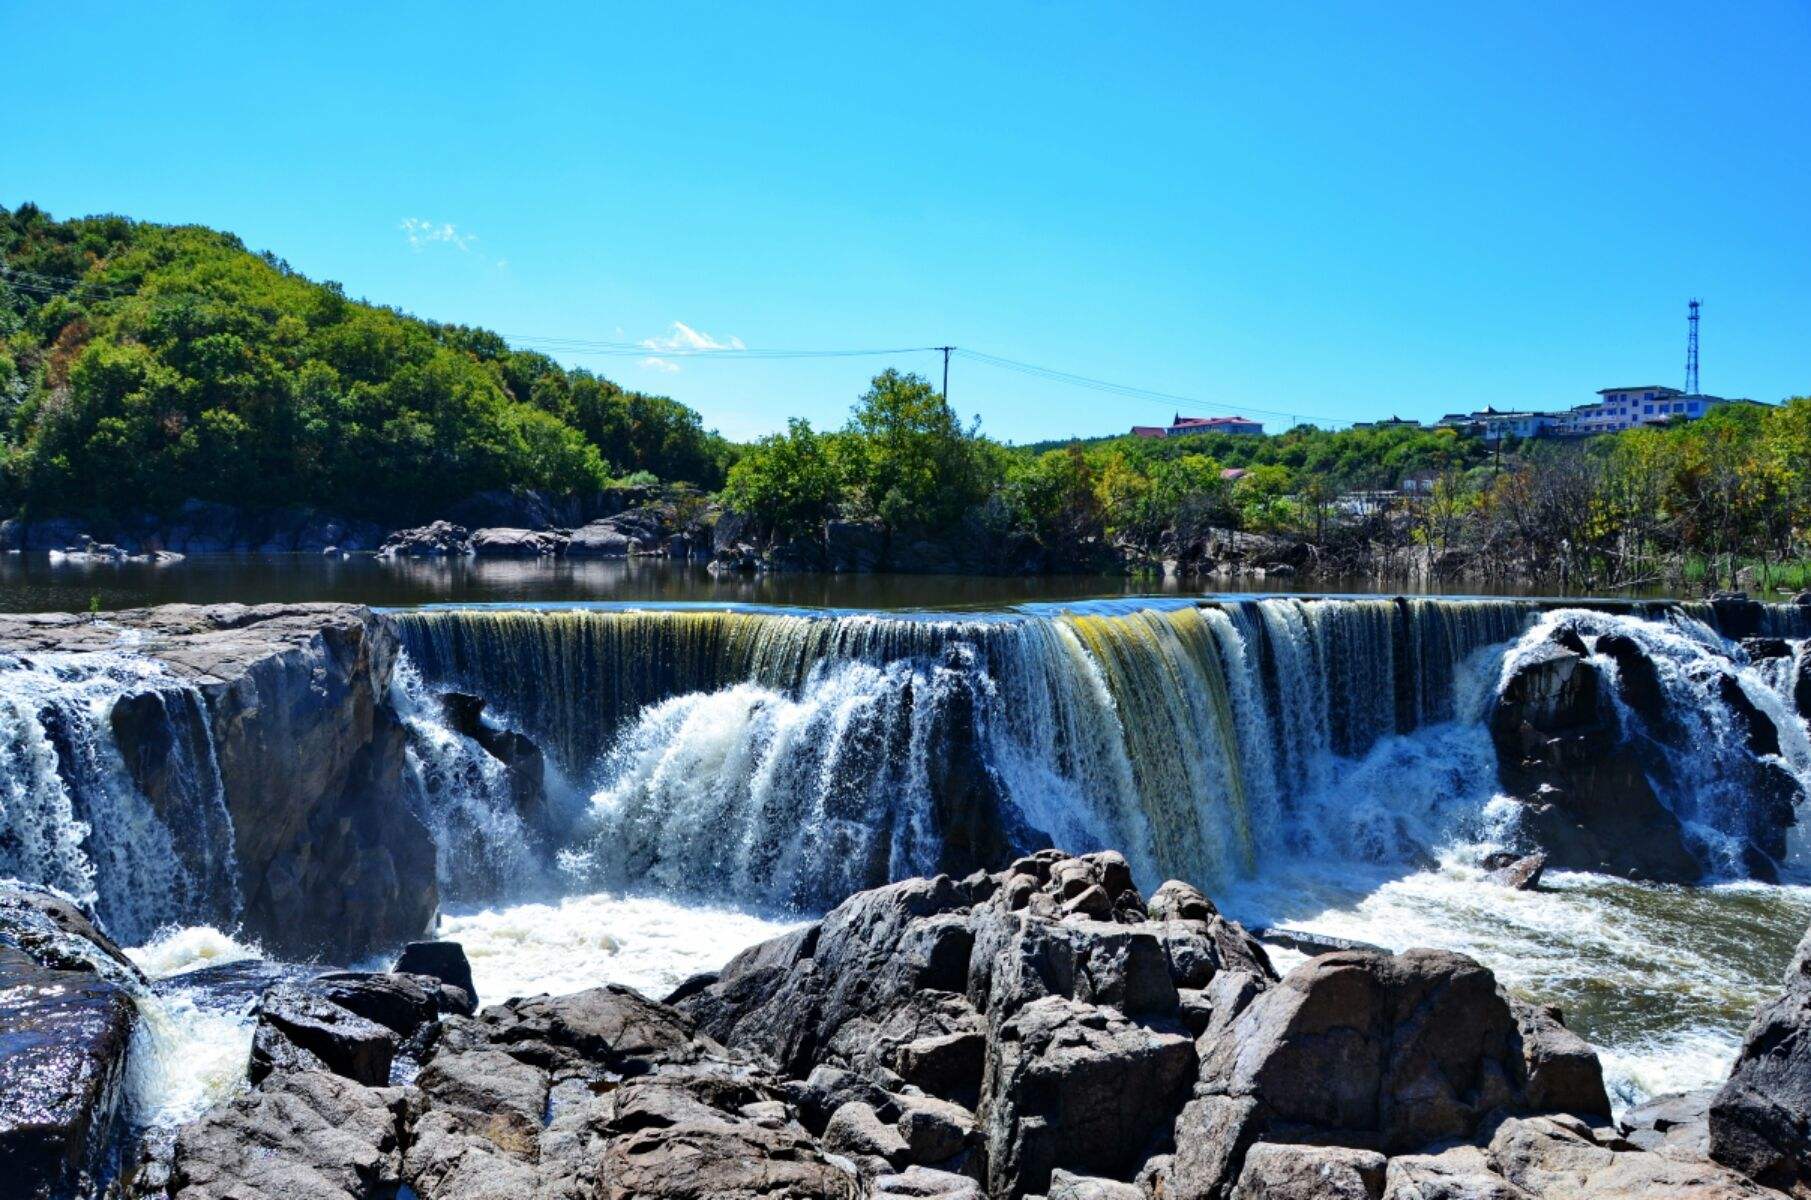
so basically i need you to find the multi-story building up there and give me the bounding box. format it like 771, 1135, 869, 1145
1130, 413, 1265, 438
1551, 387, 1755, 436
1433, 406, 1556, 442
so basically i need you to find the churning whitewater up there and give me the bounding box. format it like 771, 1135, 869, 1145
4, 595, 1810, 1132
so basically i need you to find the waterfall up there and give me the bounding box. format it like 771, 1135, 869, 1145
0, 649, 237, 944
394, 598, 1545, 903
1509, 607, 1811, 872
4, 596, 1801, 941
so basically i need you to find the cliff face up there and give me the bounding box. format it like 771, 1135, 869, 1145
0, 604, 438, 960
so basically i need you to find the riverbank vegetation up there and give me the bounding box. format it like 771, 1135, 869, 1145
0, 205, 733, 522
4, 204, 1806, 591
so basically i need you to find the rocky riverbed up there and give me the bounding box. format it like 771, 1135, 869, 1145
6, 853, 1811, 1199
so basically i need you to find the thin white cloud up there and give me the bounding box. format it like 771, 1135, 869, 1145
400, 218, 478, 252
641, 357, 682, 373
640, 321, 746, 353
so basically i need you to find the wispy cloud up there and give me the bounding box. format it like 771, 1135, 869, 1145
641, 321, 746, 353
399, 218, 478, 252
640, 356, 682, 373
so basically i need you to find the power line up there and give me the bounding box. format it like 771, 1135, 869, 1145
955, 349, 1349, 428
1, 265, 1349, 428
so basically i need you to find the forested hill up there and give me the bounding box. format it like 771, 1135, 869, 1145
0, 204, 733, 521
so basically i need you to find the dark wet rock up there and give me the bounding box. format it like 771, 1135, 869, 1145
437, 691, 552, 844
1594, 633, 1667, 727
1231, 1142, 1387, 1200
979, 995, 1195, 1196
1491, 640, 1701, 883
0, 880, 146, 982
378, 520, 472, 557
1484, 851, 1547, 890
1797, 649, 1811, 722
312, 970, 453, 1041
394, 940, 477, 1013
1709, 923, 1811, 1192
249, 983, 396, 1087
1742, 636, 1793, 661
0, 943, 138, 1200
167, 1070, 409, 1200
1709, 594, 1766, 640
0, 604, 442, 959
826, 519, 886, 573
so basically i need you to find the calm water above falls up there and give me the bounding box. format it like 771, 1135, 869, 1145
4, 585, 1809, 1127
0, 550, 1732, 613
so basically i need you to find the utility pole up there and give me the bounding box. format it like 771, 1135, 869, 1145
937, 346, 953, 399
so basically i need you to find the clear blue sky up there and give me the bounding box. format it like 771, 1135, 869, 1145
3, 1, 1807, 442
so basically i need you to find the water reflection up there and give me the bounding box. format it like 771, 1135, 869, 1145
0, 552, 1691, 614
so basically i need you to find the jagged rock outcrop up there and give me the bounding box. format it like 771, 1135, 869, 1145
0, 604, 439, 959
0, 883, 143, 1200
1709, 921, 1811, 1192
1490, 639, 1702, 883
121, 855, 1785, 1200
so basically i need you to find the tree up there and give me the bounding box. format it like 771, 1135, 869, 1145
721, 418, 840, 537
842, 369, 990, 529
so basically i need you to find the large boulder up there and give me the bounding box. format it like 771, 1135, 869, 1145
565, 519, 635, 557
1490, 1113, 1772, 1199
0, 605, 442, 959
1709, 923, 1811, 1192
249, 983, 397, 1086
0, 942, 138, 1200
979, 995, 1195, 1196
1173, 948, 1606, 1199
469, 526, 565, 557
167, 1070, 410, 1200
378, 520, 472, 557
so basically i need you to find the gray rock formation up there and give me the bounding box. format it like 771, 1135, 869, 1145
468, 526, 566, 557
109, 858, 1777, 1200
378, 521, 473, 557
0, 604, 438, 959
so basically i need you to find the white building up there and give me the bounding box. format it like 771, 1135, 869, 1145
1553, 387, 1753, 436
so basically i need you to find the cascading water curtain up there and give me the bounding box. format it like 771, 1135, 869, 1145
391, 599, 1552, 906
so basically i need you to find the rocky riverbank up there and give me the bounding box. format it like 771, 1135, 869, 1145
0, 603, 436, 959
9, 853, 1810, 1199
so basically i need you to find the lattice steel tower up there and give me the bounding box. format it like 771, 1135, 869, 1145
1685, 298, 1701, 395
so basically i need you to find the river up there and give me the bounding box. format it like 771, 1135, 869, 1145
2, 562, 1807, 1137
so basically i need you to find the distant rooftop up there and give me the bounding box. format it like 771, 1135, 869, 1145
1596, 385, 1683, 396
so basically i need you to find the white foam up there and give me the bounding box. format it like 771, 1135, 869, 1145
121, 925, 267, 1129
125, 924, 260, 979
435, 891, 803, 1004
